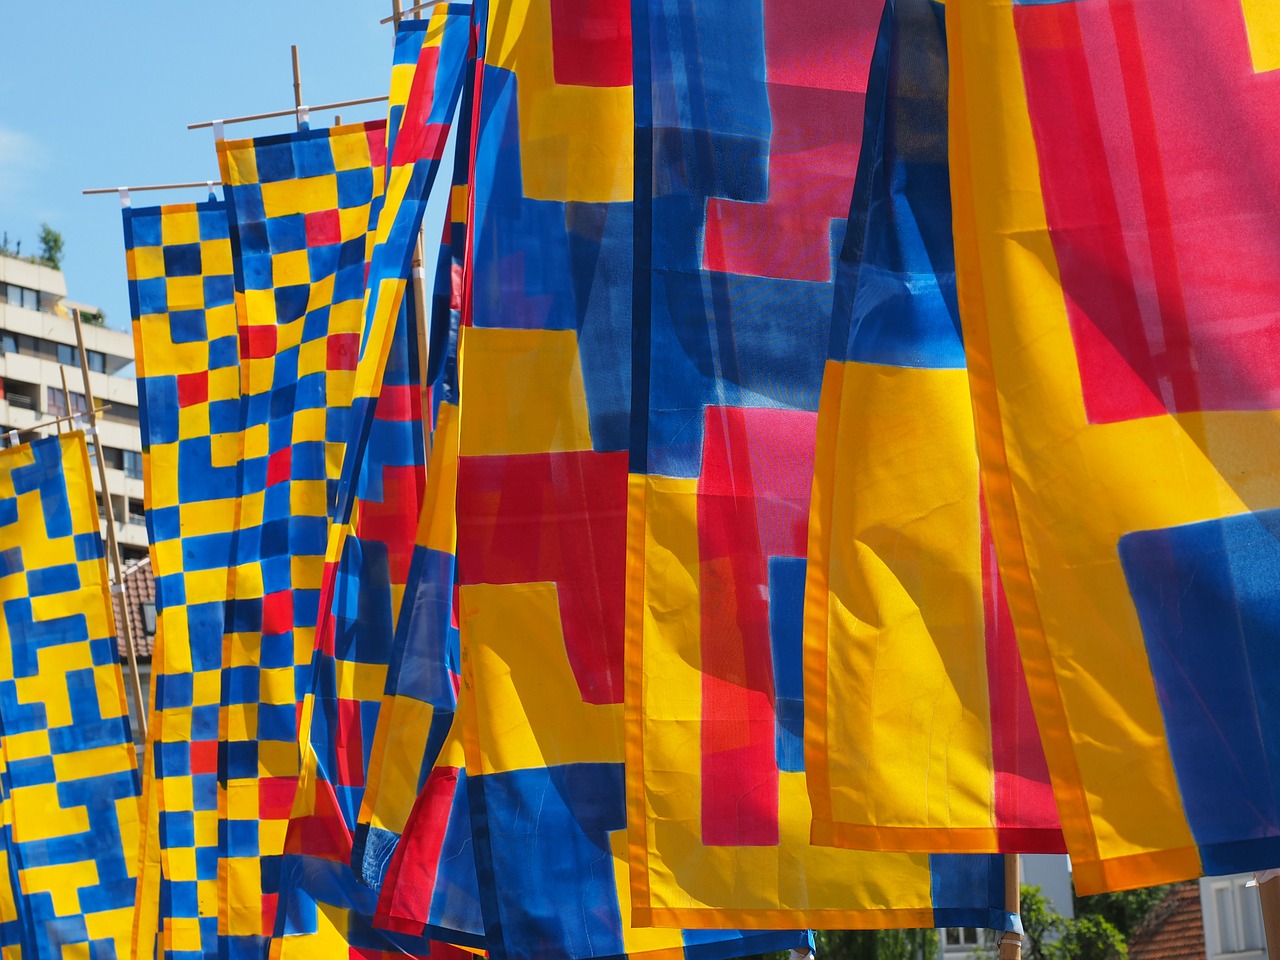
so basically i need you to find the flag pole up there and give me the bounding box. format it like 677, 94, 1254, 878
999, 854, 1022, 960
291, 45, 304, 131
1258, 873, 1280, 960
71, 308, 149, 741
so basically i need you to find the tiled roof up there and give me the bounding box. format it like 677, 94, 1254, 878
112, 555, 155, 661
1128, 883, 1206, 960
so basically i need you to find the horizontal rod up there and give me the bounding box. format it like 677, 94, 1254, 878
83, 181, 217, 196
9, 406, 111, 438
380, 0, 447, 24
188, 94, 388, 130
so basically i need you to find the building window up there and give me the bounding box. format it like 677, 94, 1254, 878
0, 333, 15, 355
55, 343, 78, 367
122, 449, 142, 480
943, 929, 994, 956
1212, 878, 1265, 954
4, 284, 39, 311
103, 402, 139, 424
127, 500, 146, 526
47, 387, 87, 418
87, 349, 106, 373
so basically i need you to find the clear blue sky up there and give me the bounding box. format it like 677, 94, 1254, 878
0, 2, 397, 337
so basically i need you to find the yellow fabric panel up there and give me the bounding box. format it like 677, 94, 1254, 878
485, 0, 632, 202
457, 327, 594, 456
806, 360, 995, 843
947, 0, 1280, 891
423, 402, 460, 555
459, 581, 622, 774
1241, 0, 1280, 72
627, 474, 939, 928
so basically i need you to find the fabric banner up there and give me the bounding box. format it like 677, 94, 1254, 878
949, 0, 1280, 892
802, 0, 1062, 855
126, 198, 240, 960
446, 0, 804, 957
182, 117, 384, 953
0, 433, 142, 959
270, 9, 476, 957
626, 0, 1015, 930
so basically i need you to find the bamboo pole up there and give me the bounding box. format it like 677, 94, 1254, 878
8, 405, 110, 439
1258, 874, 1280, 960
187, 95, 387, 132
379, 0, 446, 24
999, 855, 1022, 960
412, 230, 433, 458
291, 45, 304, 130
71, 309, 148, 741
83, 181, 217, 196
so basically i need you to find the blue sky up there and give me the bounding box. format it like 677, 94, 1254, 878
0, 2, 399, 336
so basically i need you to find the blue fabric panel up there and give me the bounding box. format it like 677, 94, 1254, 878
768, 557, 806, 773
831, 0, 962, 369
1120, 507, 1280, 872
471, 763, 627, 960
929, 854, 1017, 930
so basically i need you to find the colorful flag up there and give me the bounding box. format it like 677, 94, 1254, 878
214, 117, 387, 951
447, 1, 804, 956
126, 198, 240, 959
949, 0, 1280, 891
0, 432, 142, 959
802, 0, 1062, 855
272, 10, 476, 955
626, 0, 1015, 931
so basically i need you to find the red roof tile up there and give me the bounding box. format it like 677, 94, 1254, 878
111, 555, 155, 661
1128, 883, 1206, 960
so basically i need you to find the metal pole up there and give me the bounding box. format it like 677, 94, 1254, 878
291, 45, 303, 131
999, 855, 1022, 960
71, 309, 148, 741
412, 229, 432, 458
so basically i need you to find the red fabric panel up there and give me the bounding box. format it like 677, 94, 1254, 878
376, 766, 460, 936
548, 0, 632, 87
305, 209, 342, 248
701, 0, 877, 283
177, 370, 208, 407
327, 331, 360, 371
356, 465, 424, 590
1016, 0, 1280, 422
981, 494, 1064, 849
697, 406, 816, 846
455, 451, 629, 705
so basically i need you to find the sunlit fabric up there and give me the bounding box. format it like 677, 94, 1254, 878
439, 0, 805, 956
625, 0, 1017, 930
270, 9, 474, 957
802, 0, 1062, 856
125, 198, 240, 960
0, 433, 141, 959
949, 0, 1280, 892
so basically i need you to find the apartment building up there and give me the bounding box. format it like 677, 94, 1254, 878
0, 252, 149, 564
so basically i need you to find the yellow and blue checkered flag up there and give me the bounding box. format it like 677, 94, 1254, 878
0, 432, 142, 960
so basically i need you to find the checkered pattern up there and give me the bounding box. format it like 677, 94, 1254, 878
0, 433, 142, 960
126, 198, 237, 960
215, 119, 387, 954
271, 11, 475, 956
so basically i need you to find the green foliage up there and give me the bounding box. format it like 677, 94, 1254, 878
80, 308, 106, 327
1074, 887, 1172, 941
1019, 884, 1130, 960
815, 929, 938, 960
36, 223, 64, 269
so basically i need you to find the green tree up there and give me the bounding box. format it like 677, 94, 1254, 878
1074, 886, 1172, 941
815, 928, 938, 960
1019, 885, 1126, 960
36, 223, 64, 269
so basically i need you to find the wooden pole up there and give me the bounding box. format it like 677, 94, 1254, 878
999, 854, 1023, 960
1258, 873, 1280, 960
71, 309, 148, 741
412, 229, 433, 458
291, 45, 304, 130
